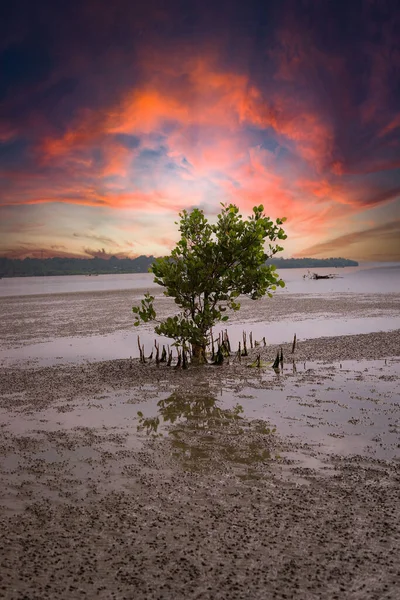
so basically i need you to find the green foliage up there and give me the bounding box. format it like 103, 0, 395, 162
132, 293, 155, 325
132, 203, 287, 357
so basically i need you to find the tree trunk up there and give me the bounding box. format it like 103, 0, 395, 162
191, 343, 208, 365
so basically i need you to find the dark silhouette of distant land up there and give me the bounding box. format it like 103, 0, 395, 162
0, 255, 155, 277
0, 255, 358, 277
266, 257, 358, 268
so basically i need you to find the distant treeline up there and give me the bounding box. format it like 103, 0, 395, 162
0, 255, 155, 277
266, 257, 358, 268
0, 255, 358, 277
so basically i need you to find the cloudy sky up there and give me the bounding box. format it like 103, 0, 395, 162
1, 0, 399, 261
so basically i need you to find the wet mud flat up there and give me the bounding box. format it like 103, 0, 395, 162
1, 330, 400, 599
1, 288, 399, 350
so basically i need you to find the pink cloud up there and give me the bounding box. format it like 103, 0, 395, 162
2, 35, 399, 262
37, 49, 336, 177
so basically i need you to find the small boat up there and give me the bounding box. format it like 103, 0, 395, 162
303, 271, 339, 280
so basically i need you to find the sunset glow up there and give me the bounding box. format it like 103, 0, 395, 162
1, 0, 399, 261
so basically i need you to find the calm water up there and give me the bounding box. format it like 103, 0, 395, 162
2, 316, 397, 368
1, 265, 399, 464
1, 263, 399, 297
0, 263, 399, 366
2, 359, 399, 461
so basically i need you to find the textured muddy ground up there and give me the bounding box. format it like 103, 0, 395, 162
0, 287, 399, 348
1, 458, 399, 600
1, 326, 400, 599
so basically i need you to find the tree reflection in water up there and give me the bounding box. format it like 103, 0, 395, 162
137, 391, 277, 475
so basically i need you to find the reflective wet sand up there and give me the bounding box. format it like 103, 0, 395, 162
0, 281, 399, 599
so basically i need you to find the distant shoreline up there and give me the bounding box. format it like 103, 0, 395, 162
0, 256, 359, 278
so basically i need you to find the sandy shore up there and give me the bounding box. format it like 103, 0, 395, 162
1, 319, 400, 599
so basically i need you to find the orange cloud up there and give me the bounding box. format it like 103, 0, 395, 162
38, 49, 334, 176
101, 142, 135, 178
4, 43, 398, 263
1, 188, 190, 212
295, 220, 400, 261
218, 146, 336, 236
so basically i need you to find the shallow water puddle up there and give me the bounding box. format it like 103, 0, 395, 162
219, 358, 400, 460
0, 316, 398, 367
135, 392, 268, 476
0, 386, 175, 510
0, 389, 170, 437
212, 317, 398, 353
0, 358, 399, 511
128, 358, 400, 475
